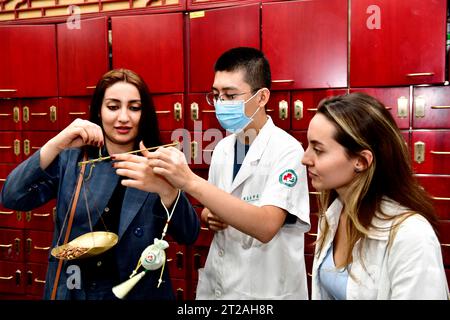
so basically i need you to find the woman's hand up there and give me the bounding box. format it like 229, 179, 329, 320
112, 141, 179, 208
53, 118, 104, 151
40, 118, 104, 169
201, 207, 228, 231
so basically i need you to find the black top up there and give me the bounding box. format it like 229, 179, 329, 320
79, 179, 125, 284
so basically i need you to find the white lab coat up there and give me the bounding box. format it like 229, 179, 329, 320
312, 197, 449, 300
196, 117, 310, 300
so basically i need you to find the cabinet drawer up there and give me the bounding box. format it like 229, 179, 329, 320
0, 261, 25, 294
416, 175, 450, 220
24, 230, 53, 264
0, 228, 24, 262
25, 262, 47, 297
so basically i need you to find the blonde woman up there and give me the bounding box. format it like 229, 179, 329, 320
302, 92, 448, 299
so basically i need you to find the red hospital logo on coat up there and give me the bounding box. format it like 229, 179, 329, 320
279, 169, 298, 187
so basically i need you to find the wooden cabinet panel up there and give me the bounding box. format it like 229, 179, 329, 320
25, 262, 47, 297
416, 175, 450, 220
0, 261, 25, 294
438, 220, 450, 267
291, 89, 348, 130
351, 0, 446, 87
194, 225, 214, 248
262, 0, 348, 90
0, 100, 21, 131
171, 278, 189, 301
153, 94, 185, 131
0, 228, 24, 262
0, 164, 24, 229
190, 246, 209, 281
350, 87, 411, 129
0, 209, 23, 230
166, 243, 187, 279
21, 98, 59, 131
188, 130, 224, 169
411, 130, 450, 174
186, 93, 221, 131
0, 132, 22, 164
188, 4, 260, 92
412, 86, 450, 129
0, 26, 17, 98
21, 131, 58, 161
112, 13, 184, 94
24, 201, 55, 232
0, 25, 57, 98
24, 230, 53, 264
187, 0, 259, 10
58, 97, 91, 131
57, 17, 109, 96
265, 91, 290, 131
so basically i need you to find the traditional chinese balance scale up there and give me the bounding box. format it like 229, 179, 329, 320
50, 142, 179, 299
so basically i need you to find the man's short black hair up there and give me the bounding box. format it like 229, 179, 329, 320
214, 47, 271, 90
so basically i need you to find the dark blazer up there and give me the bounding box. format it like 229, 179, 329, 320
0, 148, 200, 300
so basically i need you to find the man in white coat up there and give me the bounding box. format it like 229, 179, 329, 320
144, 47, 310, 299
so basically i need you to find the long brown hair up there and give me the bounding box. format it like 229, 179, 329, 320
89, 68, 161, 150
314, 92, 438, 268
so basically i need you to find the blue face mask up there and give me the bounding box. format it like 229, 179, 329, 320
214, 90, 261, 134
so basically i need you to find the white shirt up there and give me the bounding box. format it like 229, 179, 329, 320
312, 198, 449, 300
196, 117, 310, 300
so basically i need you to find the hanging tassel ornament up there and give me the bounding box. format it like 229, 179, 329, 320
112, 189, 181, 299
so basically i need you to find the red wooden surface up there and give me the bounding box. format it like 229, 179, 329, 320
351, 0, 446, 87
262, 0, 348, 90
188, 4, 260, 92
57, 17, 109, 96
412, 86, 450, 129
112, 13, 184, 94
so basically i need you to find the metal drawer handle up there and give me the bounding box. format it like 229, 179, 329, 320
406, 72, 434, 77
307, 108, 318, 112
34, 246, 51, 251
202, 110, 216, 113
0, 113, 12, 117
32, 213, 50, 217
0, 243, 12, 248
68, 112, 87, 115
34, 278, 46, 284
441, 243, 450, 247
432, 197, 450, 201
430, 151, 450, 155
0, 146, 12, 149
431, 106, 450, 109
0, 275, 13, 280
0, 89, 17, 92
271, 79, 294, 83
309, 191, 320, 195
155, 110, 171, 114
86, 86, 96, 89
0, 178, 5, 182
0, 211, 13, 215
31, 113, 48, 116
307, 233, 318, 237
200, 227, 209, 231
